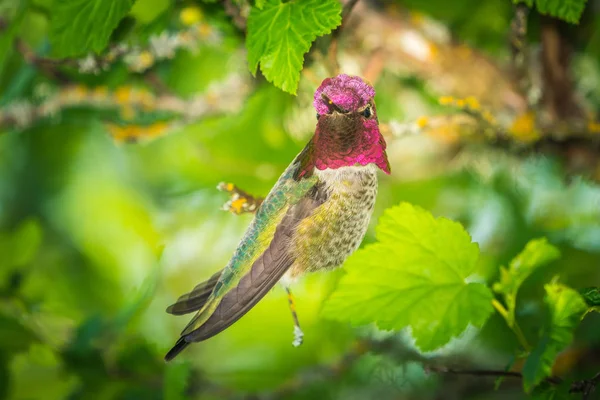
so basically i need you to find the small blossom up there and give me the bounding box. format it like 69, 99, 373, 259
5, 101, 34, 128
33, 83, 53, 100
149, 32, 179, 59
78, 55, 100, 74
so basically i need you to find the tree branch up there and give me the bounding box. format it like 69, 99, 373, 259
13, 21, 222, 76
570, 371, 600, 400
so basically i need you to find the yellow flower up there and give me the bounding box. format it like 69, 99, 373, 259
465, 96, 480, 110
114, 86, 133, 105
587, 120, 600, 134
438, 96, 455, 106
180, 7, 203, 26
62, 85, 88, 103
416, 116, 429, 128
509, 112, 540, 143
136, 51, 155, 71
145, 122, 169, 138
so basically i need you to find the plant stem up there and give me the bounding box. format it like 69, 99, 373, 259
492, 299, 531, 352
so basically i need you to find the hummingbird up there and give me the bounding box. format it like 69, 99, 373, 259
165, 74, 390, 361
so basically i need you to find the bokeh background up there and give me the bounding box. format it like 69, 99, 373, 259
1, 0, 600, 399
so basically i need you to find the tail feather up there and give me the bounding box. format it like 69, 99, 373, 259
164, 337, 190, 362
166, 270, 222, 315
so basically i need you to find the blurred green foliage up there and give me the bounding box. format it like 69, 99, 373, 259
0, 0, 599, 399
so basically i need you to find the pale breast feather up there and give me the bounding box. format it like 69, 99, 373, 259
286, 164, 378, 278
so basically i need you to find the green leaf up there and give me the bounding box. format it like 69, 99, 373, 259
11, 219, 43, 267
164, 362, 191, 400
0, 219, 42, 284
0, 0, 29, 79
246, 0, 342, 94
579, 287, 600, 307
493, 238, 560, 325
49, 0, 135, 57
322, 203, 493, 352
579, 287, 600, 317
535, 0, 587, 24
531, 381, 570, 400
0, 314, 38, 355
513, 0, 534, 7
513, 0, 588, 24
522, 281, 587, 392
130, 0, 170, 24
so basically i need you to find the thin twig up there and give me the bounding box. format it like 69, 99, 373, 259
14, 39, 72, 83
341, 0, 361, 25
426, 365, 563, 386
510, 4, 530, 97
327, 0, 361, 75
570, 371, 600, 399
426, 365, 523, 380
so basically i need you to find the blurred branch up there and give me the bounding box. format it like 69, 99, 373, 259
254, 336, 600, 400
327, 0, 361, 75
224, 0, 250, 31
0, 74, 250, 140
510, 4, 530, 99
14, 39, 72, 83
13, 20, 221, 75
540, 17, 585, 126
570, 371, 600, 400
314, 5, 600, 178
259, 340, 372, 400
426, 365, 562, 385
384, 95, 600, 180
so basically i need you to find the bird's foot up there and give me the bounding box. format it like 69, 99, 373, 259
292, 325, 304, 347
217, 182, 264, 215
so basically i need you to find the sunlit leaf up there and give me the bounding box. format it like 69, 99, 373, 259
50, 0, 135, 57
493, 238, 561, 325
522, 281, 587, 392
246, 0, 342, 94
323, 203, 493, 351
513, 0, 588, 23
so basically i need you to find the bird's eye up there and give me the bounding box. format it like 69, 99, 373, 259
362, 106, 372, 118
316, 113, 320, 120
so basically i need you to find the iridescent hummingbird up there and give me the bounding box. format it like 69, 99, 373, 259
165, 74, 390, 361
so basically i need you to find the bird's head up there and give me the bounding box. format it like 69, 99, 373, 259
309, 74, 390, 174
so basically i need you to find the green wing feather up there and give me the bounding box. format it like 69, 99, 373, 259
165, 151, 319, 360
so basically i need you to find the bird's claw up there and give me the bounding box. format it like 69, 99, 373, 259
217, 182, 264, 215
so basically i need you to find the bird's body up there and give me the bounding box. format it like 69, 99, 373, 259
285, 164, 378, 279
165, 74, 389, 360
